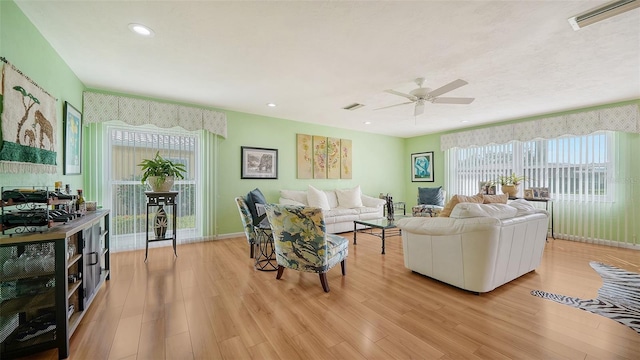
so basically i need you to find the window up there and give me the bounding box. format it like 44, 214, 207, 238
106, 125, 200, 252
447, 132, 614, 201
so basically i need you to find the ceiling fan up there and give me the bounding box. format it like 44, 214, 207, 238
376, 78, 475, 116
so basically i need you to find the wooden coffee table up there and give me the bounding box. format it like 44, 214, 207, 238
353, 217, 407, 254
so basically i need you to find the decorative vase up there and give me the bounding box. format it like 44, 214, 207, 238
154, 205, 168, 239
386, 196, 395, 222
501, 185, 518, 198
147, 176, 174, 192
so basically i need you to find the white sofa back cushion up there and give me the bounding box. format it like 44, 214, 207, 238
307, 185, 331, 210
508, 199, 540, 216
280, 189, 308, 205
279, 198, 306, 206
450, 203, 518, 220
335, 185, 363, 208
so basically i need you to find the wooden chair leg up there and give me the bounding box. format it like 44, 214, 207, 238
276, 265, 285, 279
250, 243, 255, 258
340, 259, 346, 276
319, 272, 330, 292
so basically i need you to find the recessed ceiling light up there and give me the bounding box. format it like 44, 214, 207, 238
461, 120, 470, 123
128, 23, 155, 37
266, 103, 277, 107
363, 121, 372, 125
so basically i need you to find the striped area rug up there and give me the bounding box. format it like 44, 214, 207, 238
531, 261, 640, 334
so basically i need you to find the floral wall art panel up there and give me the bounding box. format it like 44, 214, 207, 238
313, 135, 327, 179
340, 139, 352, 179
327, 137, 341, 179
296, 133, 313, 179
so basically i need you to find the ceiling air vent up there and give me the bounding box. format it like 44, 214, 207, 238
343, 103, 365, 111
568, 0, 639, 30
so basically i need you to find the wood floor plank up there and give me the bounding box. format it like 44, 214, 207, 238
164, 331, 194, 360
136, 317, 166, 360
19, 237, 640, 360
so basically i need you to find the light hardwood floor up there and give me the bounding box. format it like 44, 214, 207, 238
24, 234, 640, 360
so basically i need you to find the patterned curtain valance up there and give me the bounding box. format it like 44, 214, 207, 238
440, 103, 640, 151
83, 91, 227, 138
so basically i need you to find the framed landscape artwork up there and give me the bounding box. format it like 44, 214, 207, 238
411, 151, 434, 182
63, 101, 82, 175
241, 146, 278, 179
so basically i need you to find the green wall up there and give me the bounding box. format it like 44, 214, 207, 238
0, 0, 85, 190
3, 0, 638, 244
404, 100, 640, 244
1, 0, 405, 238
218, 110, 405, 235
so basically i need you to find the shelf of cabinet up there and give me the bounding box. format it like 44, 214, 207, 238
0, 270, 55, 282
0, 288, 55, 316
68, 311, 82, 336
67, 280, 82, 299
67, 253, 82, 268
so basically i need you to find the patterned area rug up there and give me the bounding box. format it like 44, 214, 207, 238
531, 261, 640, 334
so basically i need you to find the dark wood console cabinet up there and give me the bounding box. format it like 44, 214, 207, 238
0, 210, 110, 359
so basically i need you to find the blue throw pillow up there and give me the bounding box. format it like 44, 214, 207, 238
418, 186, 444, 206
246, 188, 267, 226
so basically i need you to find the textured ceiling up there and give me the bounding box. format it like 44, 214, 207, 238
15, 1, 640, 138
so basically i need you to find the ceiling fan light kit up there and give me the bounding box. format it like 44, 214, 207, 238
376, 77, 475, 116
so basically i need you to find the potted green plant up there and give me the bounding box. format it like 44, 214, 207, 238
497, 173, 526, 197
138, 151, 186, 192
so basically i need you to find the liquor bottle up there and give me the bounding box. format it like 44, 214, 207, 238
76, 189, 85, 212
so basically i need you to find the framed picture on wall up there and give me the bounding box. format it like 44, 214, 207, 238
241, 146, 278, 179
63, 101, 82, 175
411, 151, 434, 182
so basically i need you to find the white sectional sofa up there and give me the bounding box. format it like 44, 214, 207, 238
279, 185, 385, 233
396, 200, 549, 293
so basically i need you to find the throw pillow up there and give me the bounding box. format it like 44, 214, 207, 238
246, 188, 268, 226
307, 185, 331, 210
335, 185, 363, 208
482, 194, 508, 204
439, 194, 484, 217
418, 186, 444, 206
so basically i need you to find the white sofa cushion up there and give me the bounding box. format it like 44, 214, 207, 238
280, 189, 308, 205
307, 185, 330, 210
335, 185, 363, 208
324, 190, 339, 209
508, 199, 541, 216
279, 198, 306, 206
450, 203, 517, 220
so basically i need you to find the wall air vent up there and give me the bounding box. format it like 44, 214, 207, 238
568, 0, 639, 30
343, 103, 365, 111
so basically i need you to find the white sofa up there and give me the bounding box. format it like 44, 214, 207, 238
396, 200, 549, 293
279, 186, 385, 233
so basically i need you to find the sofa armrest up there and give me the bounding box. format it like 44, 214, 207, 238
361, 194, 385, 208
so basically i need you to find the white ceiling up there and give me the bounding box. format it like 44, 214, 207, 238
15, 0, 640, 138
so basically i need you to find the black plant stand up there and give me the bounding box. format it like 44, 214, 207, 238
145, 191, 178, 261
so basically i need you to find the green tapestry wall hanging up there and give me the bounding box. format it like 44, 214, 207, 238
0, 60, 57, 173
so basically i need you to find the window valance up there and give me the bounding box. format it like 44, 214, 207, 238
440, 103, 639, 151
83, 91, 227, 138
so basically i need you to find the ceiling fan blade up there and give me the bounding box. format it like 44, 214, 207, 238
374, 101, 414, 111
432, 97, 475, 104
414, 102, 425, 116
384, 89, 418, 101
428, 79, 468, 98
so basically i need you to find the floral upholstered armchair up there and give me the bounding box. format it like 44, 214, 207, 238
412, 187, 446, 217
235, 196, 257, 258
264, 204, 348, 292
